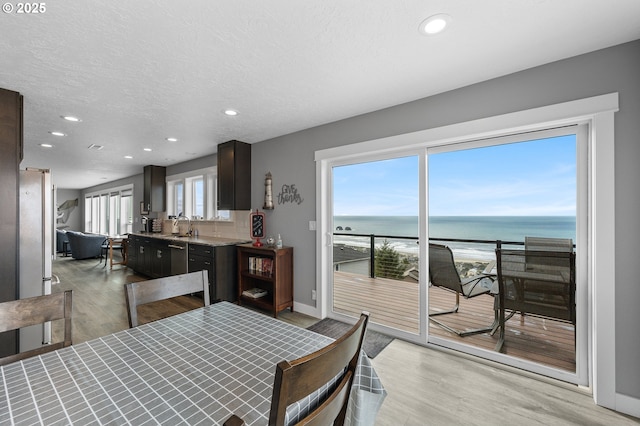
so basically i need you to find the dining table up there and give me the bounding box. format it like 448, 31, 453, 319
0, 302, 386, 425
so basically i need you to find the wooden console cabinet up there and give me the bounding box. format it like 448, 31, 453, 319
237, 244, 293, 317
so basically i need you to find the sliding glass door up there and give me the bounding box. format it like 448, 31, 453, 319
330, 155, 423, 337
427, 126, 587, 384
323, 125, 587, 385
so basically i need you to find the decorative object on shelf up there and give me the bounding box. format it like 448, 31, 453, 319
151, 218, 162, 233
250, 209, 265, 247
242, 287, 267, 299
277, 183, 304, 205
276, 234, 283, 249
263, 172, 274, 210
265, 236, 275, 247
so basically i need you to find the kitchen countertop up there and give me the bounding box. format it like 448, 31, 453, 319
129, 232, 250, 247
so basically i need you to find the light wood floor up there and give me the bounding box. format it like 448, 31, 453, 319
51, 256, 638, 425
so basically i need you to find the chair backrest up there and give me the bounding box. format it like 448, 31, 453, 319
524, 236, 573, 252
269, 312, 369, 426
428, 243, 462, 293
525, 237, 573, 270
0, 290, 73, 366
124, 270, 210, 327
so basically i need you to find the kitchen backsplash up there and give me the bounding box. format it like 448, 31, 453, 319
161, 210, 250, 239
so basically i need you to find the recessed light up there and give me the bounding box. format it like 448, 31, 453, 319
124, 155, 133, 159
224, 109, 239, 116
419, 13, 451, 36
166, 137, 178, 142
144, 148, 152, 152
61, 115, 81, 122
49, 131, 66, 137
40, 143, 53, 148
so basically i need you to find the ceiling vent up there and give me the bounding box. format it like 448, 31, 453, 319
87, 144, 104, 150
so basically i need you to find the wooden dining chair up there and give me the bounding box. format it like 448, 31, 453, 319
124, 270, 210, 327
225, 312, 369, 426
0, 290, 73, 366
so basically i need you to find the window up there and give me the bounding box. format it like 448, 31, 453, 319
166, 167, 227, 219
84, 185, 133, 235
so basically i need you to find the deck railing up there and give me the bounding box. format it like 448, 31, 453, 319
333, 232, 527, 279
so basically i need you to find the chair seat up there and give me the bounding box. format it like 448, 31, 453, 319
460, 275, 494, 298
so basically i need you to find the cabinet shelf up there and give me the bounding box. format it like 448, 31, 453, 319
237, 244, 293, 318
239, 294, 272, 309
240, 270, 273, 281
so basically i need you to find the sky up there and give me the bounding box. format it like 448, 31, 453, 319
333, 134, 577, 216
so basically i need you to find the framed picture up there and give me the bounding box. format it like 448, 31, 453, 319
140, 202, 149, 215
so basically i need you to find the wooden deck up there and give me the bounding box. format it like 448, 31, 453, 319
333, 271, 576, 372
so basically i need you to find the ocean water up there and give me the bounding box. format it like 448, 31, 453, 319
333, 215, 576, 261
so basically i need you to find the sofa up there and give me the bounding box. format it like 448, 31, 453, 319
65, 231, 106, 260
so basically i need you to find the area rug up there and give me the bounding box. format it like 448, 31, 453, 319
307, 318, 394, 359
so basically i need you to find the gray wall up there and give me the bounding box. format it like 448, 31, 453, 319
250, 40, 640, 400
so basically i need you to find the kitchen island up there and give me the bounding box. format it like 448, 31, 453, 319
127, 232, 250, 303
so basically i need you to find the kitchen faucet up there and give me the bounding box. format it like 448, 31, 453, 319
172, 215, 191, 235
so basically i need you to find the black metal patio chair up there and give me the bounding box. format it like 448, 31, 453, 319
428, 243, 496, 336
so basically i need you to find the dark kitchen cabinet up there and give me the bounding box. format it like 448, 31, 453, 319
126, 235, 139, 270
143, 165, 166, 212
137, 236, 154, 276
217, 140, 251, 210
152, 239, 171, 278
188, 243, 237, 303
0, 88, 22, 357
130, 236, 171, 278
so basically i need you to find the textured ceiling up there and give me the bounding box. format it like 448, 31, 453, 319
2, 0, 639, 189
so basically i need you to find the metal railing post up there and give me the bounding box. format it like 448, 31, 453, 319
370, 234, 376, 278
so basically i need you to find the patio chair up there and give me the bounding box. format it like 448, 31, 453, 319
428, 243, 496, 336
495, 248, 576, 351
225, 312, 369, 426
124, 270, 210, 327
504, 237, 574, 324
0, 291, 73, 366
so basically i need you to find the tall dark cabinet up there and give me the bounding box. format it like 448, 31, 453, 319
217, 140, 251, 211
0, 88, 23, 357
143, 165, 166, 212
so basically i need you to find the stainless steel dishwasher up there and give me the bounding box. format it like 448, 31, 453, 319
168, 240, 187, 275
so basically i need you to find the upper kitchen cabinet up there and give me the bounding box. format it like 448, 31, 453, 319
217, 140, 251, 211
143, 165, 166, 212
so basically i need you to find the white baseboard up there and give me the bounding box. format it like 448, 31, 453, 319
293, 301, 320, 319
616, 392, 640, 419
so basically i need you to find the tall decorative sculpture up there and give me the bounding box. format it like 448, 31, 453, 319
263, 172, 274, 210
